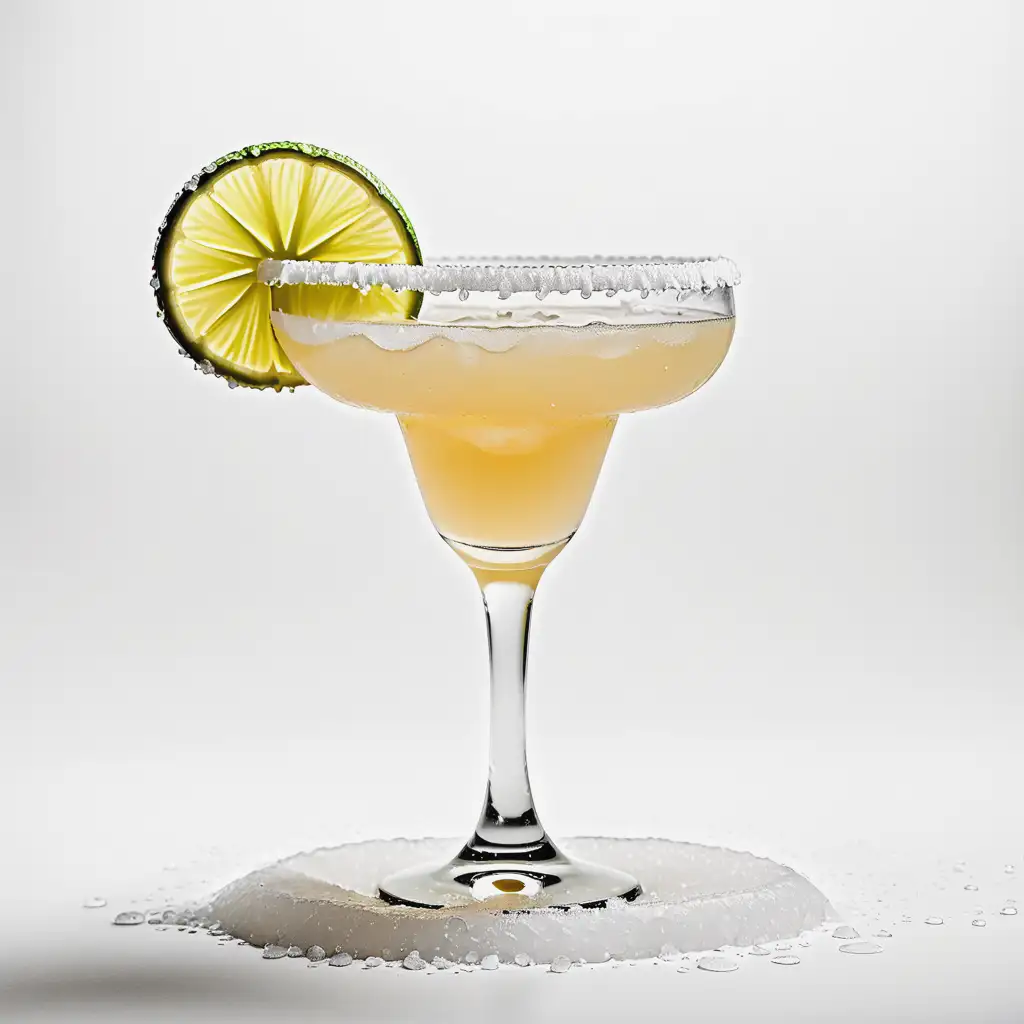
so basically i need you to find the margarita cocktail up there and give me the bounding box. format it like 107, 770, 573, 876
152, 143, 739, 908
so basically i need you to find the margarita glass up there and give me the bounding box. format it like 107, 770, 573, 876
263, 257, 738, 908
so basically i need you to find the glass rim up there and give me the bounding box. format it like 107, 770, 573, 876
258, 255, 740, 298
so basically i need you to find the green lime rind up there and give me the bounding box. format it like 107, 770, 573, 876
151, 141, 422, 391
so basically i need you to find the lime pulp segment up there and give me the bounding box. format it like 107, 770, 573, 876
152, 142, 422, 390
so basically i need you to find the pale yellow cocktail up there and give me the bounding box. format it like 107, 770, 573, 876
272, 307, 734, 580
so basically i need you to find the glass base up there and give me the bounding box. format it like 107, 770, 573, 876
377, 849, 642, 910
200, 836, 833, 961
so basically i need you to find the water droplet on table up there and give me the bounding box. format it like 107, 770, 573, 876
82, 897, 107, 909
658, 943, 681, 961
550, 955, 572, 974
964, 884, 979, 891
480, 954, 499, 970
286, 945, 304, 957
403, 951, 428, 971
953, 861, 967, 873
464, 951, 479, 964
364, 957, 385, 968
432, 956, 456, 970
306, 945, 326, 962
840, 941, 883, 954
832, 926, 860, 940
775, 942, 792, 951
514, 953, 531, 967
972, 918, 987, 928
748, 945, 771, 956
329, 952, 353, 967
697, 956, 738, 973
771, 955, 800, 965
1000, 906, 1018, 916
113, 911, 144, 926
874, 929, 893, 938
924, 916, 944, 926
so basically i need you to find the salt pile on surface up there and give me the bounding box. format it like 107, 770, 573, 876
197, 837, 832, 964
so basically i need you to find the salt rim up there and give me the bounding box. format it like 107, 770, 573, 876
258, 256, 740, 298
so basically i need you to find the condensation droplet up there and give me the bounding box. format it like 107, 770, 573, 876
82, 897, 107, 909
747, 945, 771, 956
924, 916, 944, 926
840, 941, 883, 955
550, 955, 572, 974
964, 884, 979, 891
972, 918, 987, 928
832, 926, 860, 940
263, 945, 287, 960
329, 952, 353, 967
771, 955, 800, 965
697, 955, 738, 973
1000, 906, 1018, 916
112, 911, 144, 926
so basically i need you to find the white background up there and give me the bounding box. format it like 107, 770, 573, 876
2, 0, 1023, 1021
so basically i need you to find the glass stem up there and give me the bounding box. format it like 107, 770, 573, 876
458, 579, 557, 862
